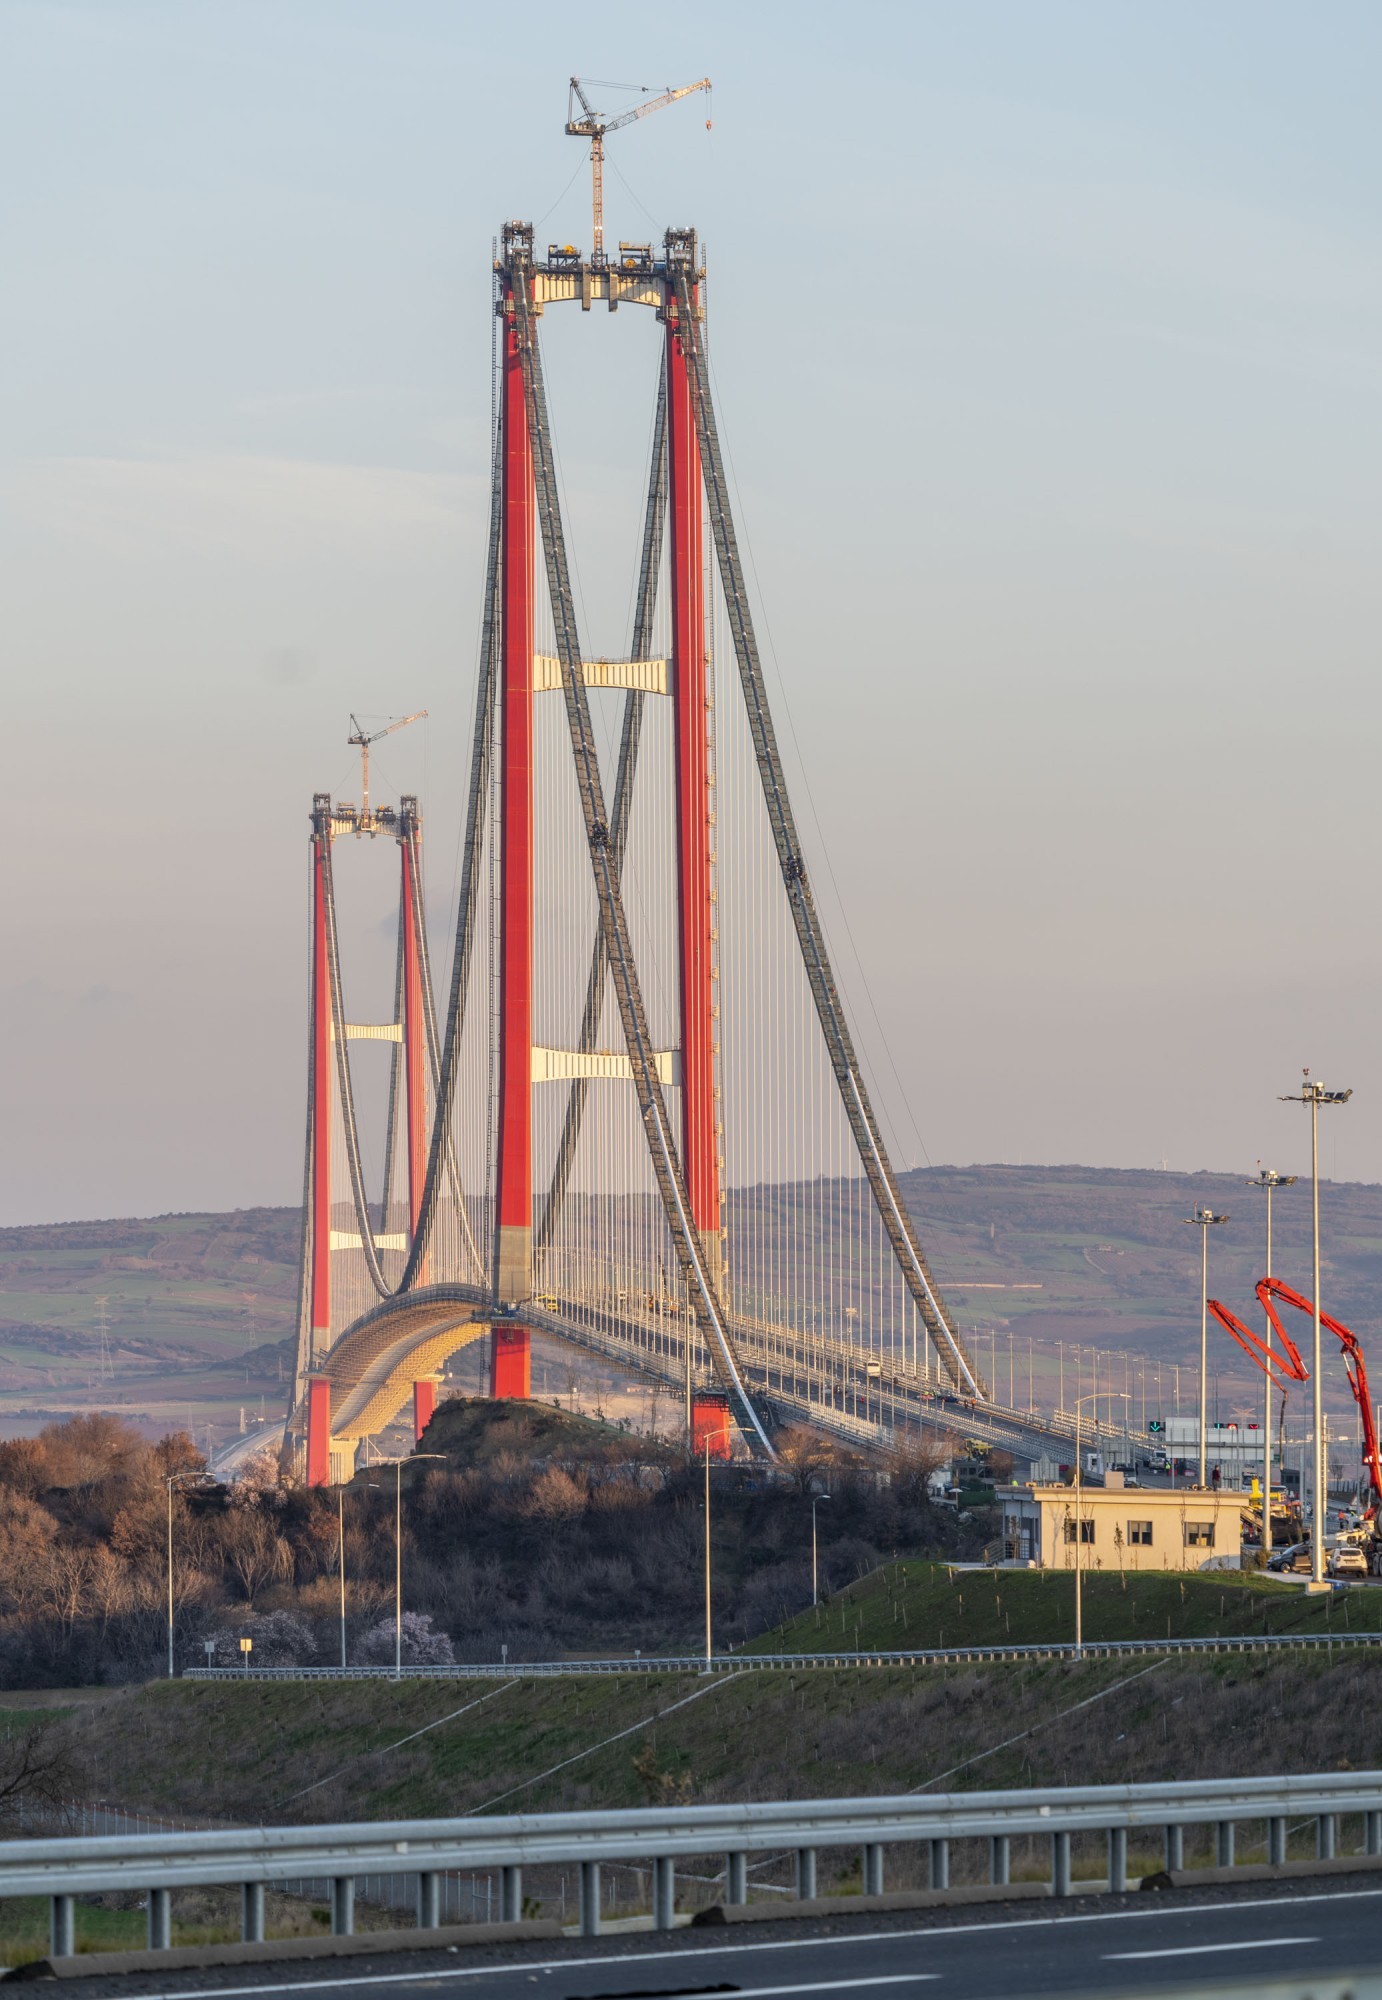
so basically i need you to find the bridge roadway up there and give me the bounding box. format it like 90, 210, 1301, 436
66, 1879, 1382, 1998
530, 1287, 1140, 1467
322, 1276, 1143, 1469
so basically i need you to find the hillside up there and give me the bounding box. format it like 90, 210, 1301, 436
4, 1162, 1382, 1448
51, 1565, 1382, 1837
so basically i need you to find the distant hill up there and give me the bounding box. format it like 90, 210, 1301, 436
3, 1164, 1379, 1437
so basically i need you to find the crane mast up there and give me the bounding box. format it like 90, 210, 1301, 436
565, 76, 711, 261
346, 710, 427, 830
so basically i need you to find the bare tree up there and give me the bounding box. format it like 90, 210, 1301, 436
0, 1715, 83, 1829
890, 1429, 956, 1504
220, 1510, 290, 1604
774, 1426, 836, 1496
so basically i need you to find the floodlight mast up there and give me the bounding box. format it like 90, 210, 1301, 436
566, 76, 711, 261
1279, 1070, 1352, 1585
1244, 1166, 1297, 1555
1182, 1205, 1230, 1487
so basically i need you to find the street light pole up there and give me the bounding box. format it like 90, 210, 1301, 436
1280, 1072, 1351, 1585
395, 1460, 403, 1676
166, 1478, 175, 1680
703, 1422, 731, 1663
1245, 1168, 1296, 1562
165, 1471, 208, 1678
812, 1492, 831, 1606
704, 1434, 712, 1664
1182, 1207, 1230, 1486
338, 1484, 347, 1670
372, 1453, 446, 1677
1073, 1391, 1128, 1660
1074, 1402, 1083, 1660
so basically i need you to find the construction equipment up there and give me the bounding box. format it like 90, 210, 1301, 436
566, 77, 711, 261
347, 711, 427, 825
1210, 1276, 1382, 1522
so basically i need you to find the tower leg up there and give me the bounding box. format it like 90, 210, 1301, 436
401, 821, 428, 1279
306, 1376, 332, 1488
491, 1327, 531, 1399
667, 289, 722, 1290
494, 287, 535, 1306
309, 814, 332, 1357
412, 1379, 436, 1441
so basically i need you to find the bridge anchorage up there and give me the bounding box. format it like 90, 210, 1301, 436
286, 221, 985, 1484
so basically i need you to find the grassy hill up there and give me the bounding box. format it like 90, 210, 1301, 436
755, 1558, 1382, 1653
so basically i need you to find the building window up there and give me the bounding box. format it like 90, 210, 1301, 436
1183, 1520, 1216, 1549
1063, 1517, 1095, 1544
1128, 1521, 1153, 1547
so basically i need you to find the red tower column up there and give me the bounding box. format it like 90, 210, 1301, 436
400, 820, 428, 1279
412, 1378, 436, 1442
493, 283, 533, 1393
310, 817, 332, 1355
667, 286, 722, 1287
306, 1375, 332, 1488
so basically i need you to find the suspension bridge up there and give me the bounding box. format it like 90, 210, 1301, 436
284, 223, 1114, 1483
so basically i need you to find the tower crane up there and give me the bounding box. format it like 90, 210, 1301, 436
347, 711, 427, 825
566, 76, 711, 262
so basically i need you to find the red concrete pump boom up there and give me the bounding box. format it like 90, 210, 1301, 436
1209, 1277, 1382, 1511
1208, 1285, 1308, 1387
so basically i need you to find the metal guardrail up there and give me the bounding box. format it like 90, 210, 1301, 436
184, 1626, 1382, 1680
12, 1771, 1382, 1958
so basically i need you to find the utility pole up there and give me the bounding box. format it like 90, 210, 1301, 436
95, 1296, 112, 1382
1183, 1207, 1230, 1486
1280, 1073, 1351, 1585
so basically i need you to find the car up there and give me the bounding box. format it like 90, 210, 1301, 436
1329, 1545, 1369, 1579
1111, 1462, 1141, 1485
1267, 1542, 1310, 1573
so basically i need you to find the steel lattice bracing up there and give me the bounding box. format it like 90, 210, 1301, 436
286, 222, 986, 1480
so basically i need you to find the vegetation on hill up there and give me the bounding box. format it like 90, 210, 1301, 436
0, 1403, 976, 1688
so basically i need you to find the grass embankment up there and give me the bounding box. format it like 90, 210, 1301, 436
58, 1565, 1382, 1837
757, 1559, 1382, 1653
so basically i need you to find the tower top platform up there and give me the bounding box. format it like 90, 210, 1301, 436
496, 221, 706, 314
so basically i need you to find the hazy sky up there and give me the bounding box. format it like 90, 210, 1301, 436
4, 0, 1382, 1225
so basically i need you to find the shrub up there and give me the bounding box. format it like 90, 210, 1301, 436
358, 1612, 455, 1667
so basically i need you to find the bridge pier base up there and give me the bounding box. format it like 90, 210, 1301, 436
413, 1379, 437, 1441
306, 1376, 332, 1488
692, 1392, 732, 1460
491, 1326, 530, 1400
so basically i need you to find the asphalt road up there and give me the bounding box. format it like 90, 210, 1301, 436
78, 1882, 1382, 2000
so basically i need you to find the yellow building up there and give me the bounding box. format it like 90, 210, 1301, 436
997, 1479, 1244, 1572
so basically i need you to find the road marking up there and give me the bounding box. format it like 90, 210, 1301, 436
572, 1980, 936, 1999
1106, 1937, 1318, 1961
130, 1890, 1382, 2000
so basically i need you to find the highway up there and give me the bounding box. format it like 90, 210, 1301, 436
69, 1880, 1382, 2000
